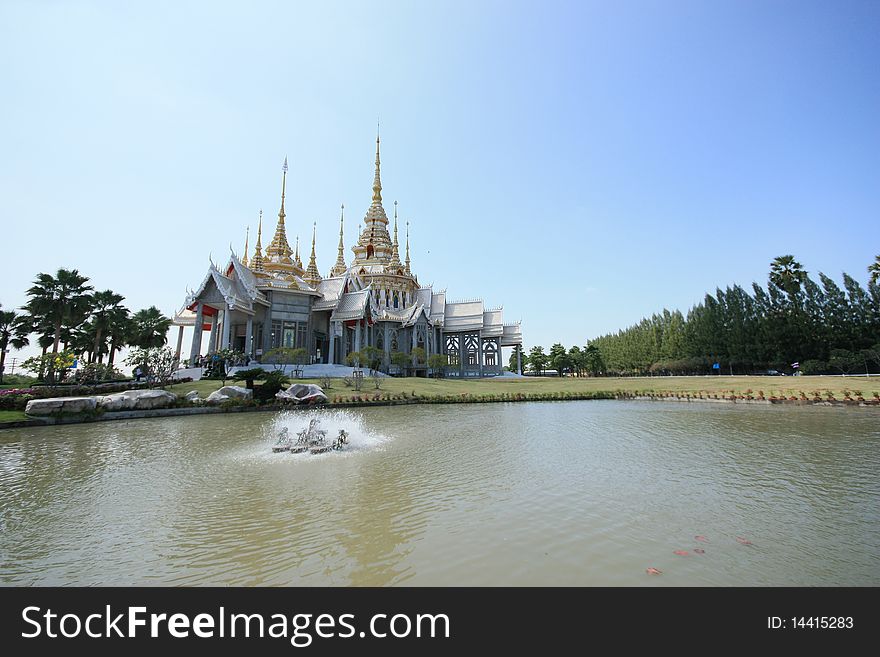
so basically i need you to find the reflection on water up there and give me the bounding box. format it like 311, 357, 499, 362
0, 402, 878, 586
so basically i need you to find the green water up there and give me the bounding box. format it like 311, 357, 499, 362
1, 401, 877, 585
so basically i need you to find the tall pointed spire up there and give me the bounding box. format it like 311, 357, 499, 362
405, 220, 411, 274
242, 226, 250, 267
304, 221, 322, 286
294, 235, 303, 268
266, 157, 295, 267
372, 125, 382, 204
251, 210, 265, 272
352, 129, 391, 265
331, 204, 348, 277
390, 200, 401, 267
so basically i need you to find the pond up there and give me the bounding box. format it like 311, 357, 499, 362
1, 401, 877, 585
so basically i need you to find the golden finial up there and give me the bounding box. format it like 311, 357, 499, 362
266, 158, 294, 263
405, 220, 411, 274
390, 200, 401, 266
242, 226, 250, 267
280, 156, 288, 216
331, 204, 347, 276
304, 221, 322, 285
372, 127, 382, 204
294, 235, 301, 267
251, 210, 265, 272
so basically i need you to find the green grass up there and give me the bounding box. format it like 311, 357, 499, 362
169, 374, 880, 400
0, 410, 29, 423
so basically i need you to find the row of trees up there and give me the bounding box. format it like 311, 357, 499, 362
344, 346, 449, 376
0, 268, 172, 383
512, 344, 604, 377
585, 255, 880, 376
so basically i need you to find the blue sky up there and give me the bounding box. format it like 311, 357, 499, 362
1, 0, 878, 361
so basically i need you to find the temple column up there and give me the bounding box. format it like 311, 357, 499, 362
355, 320, 361, 354
478, 333, 484, 377
517, 345, 522, 375
460, 334, 465, 377
189, 302, 204, 364
245, 317, 253, 360
208, 312, 219, 354
383, 323, 390, 366
328, 322, 336, 365
222, 307, 232, 350
175, 325, 184, 362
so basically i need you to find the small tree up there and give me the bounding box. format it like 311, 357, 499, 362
829, 349, 859, 376
390, 350, 409, 376
125, 347, 177, 389
233, 367, 268, 389
528, 346, 548, 376
411, 346, 426, 369
23, 350, 75, 387
428, 353, 448, 378
360, 345, 382, 374
255, 370, 290, 401
548, 343, 569, 377
346, 350, 363, 368
264, 347, 306, 377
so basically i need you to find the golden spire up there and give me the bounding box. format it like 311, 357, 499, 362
304, 221, 322, 286
390, 200, 401, 266
251, 210, 265, 272
242, 226, 249, 267
294, 235, 302, 268
266, 157, 294, 263
372, 127, 382, 204
331, 203, 347, 277
405, 220, 411, 274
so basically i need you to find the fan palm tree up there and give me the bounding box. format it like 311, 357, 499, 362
128, 306, 171, 349
89, 290, 126, 363
105, 306, 132, 367
769, 255, 808, 298
24, 268, 94, 353
0, 306, 31, 384
869, 255, 880, 286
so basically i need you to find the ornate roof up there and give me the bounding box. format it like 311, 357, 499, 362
481, 308, 504, 337
330, 288, 372, 321
430, 290, 446, 323
444, 300, 485, 331
501, 322, 523, 346
313, 276, 346, 311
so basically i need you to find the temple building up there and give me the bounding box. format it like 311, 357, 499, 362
172, 134, 523, 377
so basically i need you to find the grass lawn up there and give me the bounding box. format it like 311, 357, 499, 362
0, 410, 29, 422
169, 374, 880, 400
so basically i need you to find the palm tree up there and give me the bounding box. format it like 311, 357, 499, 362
24, 268, 94, 353
89, 290, 126, 363
105, 306, 132, 367
128, 306, 171, 349
0, 306, 31, 384
869, 255, 880, 286
769, 255, 808, 298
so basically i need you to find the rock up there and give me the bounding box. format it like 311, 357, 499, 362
184, 390, 201, 402
205, 385, 253, 404
98, 390, 177, 411
276, 383, 328, 404
25, 396, 97, 416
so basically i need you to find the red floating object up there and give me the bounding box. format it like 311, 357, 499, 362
673, 550, 689, 556
646, 567, 662, 575
736, 537, 753, 545
695, 535, 709, 543
694, 548, 705, 554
